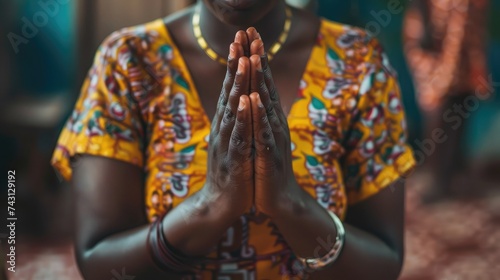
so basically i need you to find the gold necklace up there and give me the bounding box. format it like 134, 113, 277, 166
192, 5, 293, 65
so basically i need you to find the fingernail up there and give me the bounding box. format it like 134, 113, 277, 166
258, 42, 265, 56
229, 44, 236, 59
238, 97, 246, 111
237, 58, 245, 73
254, 56, 262, 70
257, 94, 264, 108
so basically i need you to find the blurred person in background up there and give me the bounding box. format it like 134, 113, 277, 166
51, 0, 415, 279
403, 0, 491, 201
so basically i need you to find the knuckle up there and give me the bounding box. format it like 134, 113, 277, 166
258, 80, 269, 94
223, 107, 235, 122
217, 102, 227, 114
270, 89, 278, 101
264, 68, 273, 79
265, 104, 274, 115
259, 79, 267, 90
257, 126, 273, 142
271, 116, 281, 129
232, 84, 241, 93
260, 114, 268, 123
231, 138, 252, 157
230, 132, 244, 147
217, 99, 227, 112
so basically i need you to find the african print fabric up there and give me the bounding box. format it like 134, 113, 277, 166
52, 17, 415, 279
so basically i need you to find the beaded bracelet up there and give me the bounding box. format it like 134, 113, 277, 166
297, 210, 346, 271
147, 217, 201, 273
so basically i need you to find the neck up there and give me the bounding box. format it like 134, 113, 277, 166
197, 0, 288, 58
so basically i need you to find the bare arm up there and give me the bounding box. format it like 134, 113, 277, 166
72, 156, 181, 280
72, 33, 255, 279
272, 182, 405, 280
246, 28, 406, 280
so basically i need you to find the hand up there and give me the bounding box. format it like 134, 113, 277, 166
246, 28, 300, 217
201, 31, 254, 219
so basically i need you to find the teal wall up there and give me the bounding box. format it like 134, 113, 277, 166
10, 0, 76, 96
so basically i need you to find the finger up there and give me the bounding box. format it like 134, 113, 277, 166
218, 57, 250, 151
213, 42, 244, 134
250, 55, 286, 131
250, 54, 268, 105
250, 62, 286, 148
228, 95, 253, 164
235, 30, 250, 58
227, 57, 250, 116
260, 53, 280, 103
250, 92, 277, 155
259, 53, 289, 127
246, 27, 261, 53
250, 38, 265, 59
249, 39, 287, 127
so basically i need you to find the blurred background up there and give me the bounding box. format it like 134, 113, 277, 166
1, 0, 499, 279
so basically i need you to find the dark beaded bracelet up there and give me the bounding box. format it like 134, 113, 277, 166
147, 216, 201, 273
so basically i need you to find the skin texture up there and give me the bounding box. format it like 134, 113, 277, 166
201, 0, 280, 26
72, 1, 405, 279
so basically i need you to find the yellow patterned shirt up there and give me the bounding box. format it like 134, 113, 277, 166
52, 17, 415, 279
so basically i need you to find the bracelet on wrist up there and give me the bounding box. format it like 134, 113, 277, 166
297, 210, 345, 271
147, 215, 201, 273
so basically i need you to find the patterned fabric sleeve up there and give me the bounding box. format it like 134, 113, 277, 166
51, 33, 145, 181
342, 38, 416, 205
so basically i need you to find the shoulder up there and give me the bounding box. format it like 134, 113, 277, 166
306, 19, 400, 123
321, 20, 390, 65
94, 18, 176, 71
317, 19, 398, 91
319, 19, 388, 67
84, 18, 183, 109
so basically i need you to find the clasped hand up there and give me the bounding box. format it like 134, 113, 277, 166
203, 28, 300, 219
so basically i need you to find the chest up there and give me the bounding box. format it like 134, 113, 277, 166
143, 65, 351, 219
184, 49, 312, 121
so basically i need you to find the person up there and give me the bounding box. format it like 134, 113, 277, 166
403, 0, 490, 201
52, 0, 415, 279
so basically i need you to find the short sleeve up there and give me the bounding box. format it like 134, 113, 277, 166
342, 38, 415, 205
51, 34, 145, 181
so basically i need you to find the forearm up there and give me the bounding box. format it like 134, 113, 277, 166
79, 188, 237, 279
272, 189, 402, 280
79, 225, 181, 280
312, 224, 403, 279
162, 187, 240, 256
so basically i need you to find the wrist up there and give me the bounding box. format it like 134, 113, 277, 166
267, 180, 308, 220
198, 184, 245, 221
